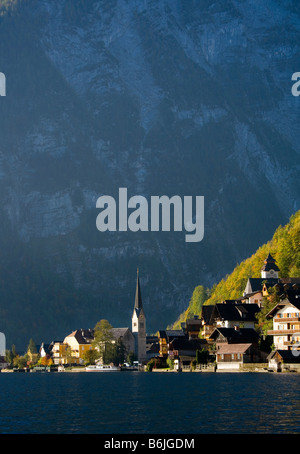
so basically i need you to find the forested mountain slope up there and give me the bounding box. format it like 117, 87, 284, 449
173, 210, 300, 328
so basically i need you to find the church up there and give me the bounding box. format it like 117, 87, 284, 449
243, 252, 300, 307
50, 269, 149, 366
131, 269, 147, 363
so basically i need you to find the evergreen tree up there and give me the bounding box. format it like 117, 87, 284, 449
92, 319, 114, 364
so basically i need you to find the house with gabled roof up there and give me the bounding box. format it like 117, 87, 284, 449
51, 329, 94, 365
209, 301, 260, 330
216, 343, 255, 370
267, 349, 300, 372
266, 293, 300, 352
158, 329, 185, 358
185, 315, 202, 339
209, 326, 259, 346
168, 337, 208, 370
210, 327, 263, 369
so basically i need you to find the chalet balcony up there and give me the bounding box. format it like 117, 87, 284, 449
274, 316, 300, 323
267, 329, 299, 335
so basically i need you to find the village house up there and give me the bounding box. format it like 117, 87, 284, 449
242, 253, 300, 307
146, 335, 159, 360
158, 330, 186, 358
185, 315, 202, 339
208, 301, 260, 329
267, 349, 300, 372
209, 326, 259, 348
200, 305, 215, 340
215, 343, 256, 370
209, 326, 264, 370
168, 337, 208, 370
242, 253, 280, 306
266, 292, 300, 351
52, 329, 94, 365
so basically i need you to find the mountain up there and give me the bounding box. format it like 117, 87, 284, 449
0, 0, 300, 349
173, 210, 300, 328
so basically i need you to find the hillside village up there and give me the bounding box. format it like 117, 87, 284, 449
1, 254, 300, 373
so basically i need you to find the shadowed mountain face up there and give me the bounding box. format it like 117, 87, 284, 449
0, 0, 299, 348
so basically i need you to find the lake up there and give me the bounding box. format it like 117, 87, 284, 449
0, 371, 299, 435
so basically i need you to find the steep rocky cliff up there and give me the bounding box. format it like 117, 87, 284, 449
0, 0, 299, 348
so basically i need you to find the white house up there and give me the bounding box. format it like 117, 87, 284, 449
267, 295, 300, 351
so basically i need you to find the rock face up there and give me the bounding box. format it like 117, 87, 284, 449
0, 0, 299, 348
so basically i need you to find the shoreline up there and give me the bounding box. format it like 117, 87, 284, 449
2, 367, 299, 374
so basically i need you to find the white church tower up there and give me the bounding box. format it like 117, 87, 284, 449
132, 269, 147, 363
261, 253, 280, 279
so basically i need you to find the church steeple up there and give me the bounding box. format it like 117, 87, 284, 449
131, 268, 147, 363
134, 268, 143, 311
261, 252, 280, 279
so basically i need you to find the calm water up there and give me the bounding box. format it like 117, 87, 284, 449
0, 371, 299, 434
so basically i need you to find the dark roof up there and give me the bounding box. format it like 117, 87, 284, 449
267, 349, 300, 363
111, 328, 133, 339
267, 295, 300, 317
186, 317, 202, 330
275, 283, 300, 298
169, 337, 207, 352
211, 303, 260, 323
286, 295, 300, 310
209, 327, 259, 343
201, 305, 214, 323
244, 277, 300, 297
65, 329, 94, 344
159, 330, 186, 340
261, 253, 280, 272
244, 278, 279, 295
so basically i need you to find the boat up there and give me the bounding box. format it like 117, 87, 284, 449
85, 364, 120, 372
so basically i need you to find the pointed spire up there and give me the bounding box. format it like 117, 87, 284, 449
134, 268, 143, 310
261, 252, 280, 273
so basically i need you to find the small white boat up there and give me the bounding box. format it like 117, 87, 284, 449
85, 364, 120, 372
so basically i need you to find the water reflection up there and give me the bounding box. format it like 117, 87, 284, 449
0, 372, 299, 434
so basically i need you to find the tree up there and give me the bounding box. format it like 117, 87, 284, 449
92, 319, 114, 364
13, 355, 27, 369
110, 338, 127, 365
82, 348, 98, 365
5, 346, 16, 365
27, 338, 37, 354
196, 348, 209, 365
127, 351, 137, 365
61, 345, 73, 365
26, 338, 39, 365
256, 287, 280, 336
